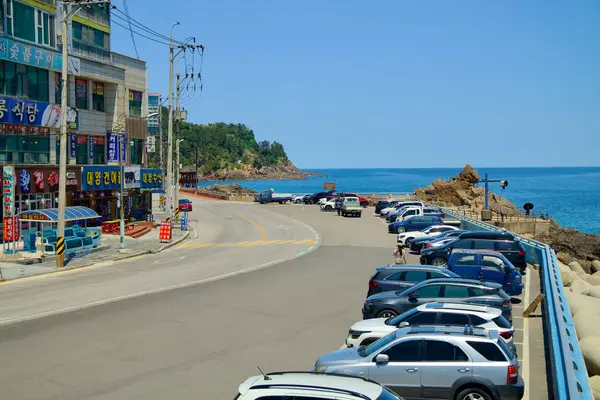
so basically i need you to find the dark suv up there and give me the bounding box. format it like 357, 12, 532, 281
420, 231, 527, 273
368, 265, 459, 296
306, 191, 334, 204
362, 278, 513, 322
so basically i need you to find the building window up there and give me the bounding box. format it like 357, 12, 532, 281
75, 79, 87, 109
92, 82, 104, 111
72, 21, 110, 62
0, 61, 48, 102
129, 139, 142, 165
76, 143, 87, 164
7, 1, 55, 47
129, 90, 142, 117
92, 135, 105, 164
0, 135, 49, 164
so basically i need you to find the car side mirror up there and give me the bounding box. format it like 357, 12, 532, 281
375, 354, 389, 364
398, 321, 410, 328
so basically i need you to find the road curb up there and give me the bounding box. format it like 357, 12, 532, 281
151, 231, 190, 253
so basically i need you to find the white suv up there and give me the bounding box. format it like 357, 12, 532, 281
235, 371, 403, 400
345, 302, 516, 354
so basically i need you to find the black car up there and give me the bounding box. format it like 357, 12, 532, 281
362, 278, 513, 321
375, 200, 391, 214
367, 265, 460, 296
420, 231, 527, 272
409, 230, 467, 252
305, 191, 334, 204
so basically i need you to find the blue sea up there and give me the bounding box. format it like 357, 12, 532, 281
198, 167, 600, 234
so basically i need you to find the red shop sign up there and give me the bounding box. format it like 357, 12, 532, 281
77, 135, 88, 145
3, 216, 19, 242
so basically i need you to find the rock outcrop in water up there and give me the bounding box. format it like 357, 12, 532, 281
198, 161, 316, 181
414, 164, 520, 215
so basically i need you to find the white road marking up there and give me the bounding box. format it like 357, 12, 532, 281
522, 265, 533, 399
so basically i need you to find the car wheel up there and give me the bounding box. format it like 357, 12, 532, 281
397, 226, 406, 234
377, 309, 398, 318
405, 237, 414, 245
360, 201, 368, 207
358, 213, 362, 218
325, 205, 332, 211
456, 387, 493, 400
431, 257, 447, 266
295, 199, 301, 204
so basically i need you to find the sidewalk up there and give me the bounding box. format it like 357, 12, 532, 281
0, 227, 189, 282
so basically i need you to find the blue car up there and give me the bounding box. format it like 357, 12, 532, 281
447, 249, 523, 296
388, 215, 444, 234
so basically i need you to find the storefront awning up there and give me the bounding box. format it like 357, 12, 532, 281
17, 206, 101, 222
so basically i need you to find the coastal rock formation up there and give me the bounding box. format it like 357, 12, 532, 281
198, 161, 312, 181
200, 184, 257, 195
535, 221, 600, 268
414, 164, 520, 215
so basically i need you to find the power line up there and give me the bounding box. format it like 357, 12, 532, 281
111, 6, 187, 46
121, 0, 139, 59
111, 18, 172, 46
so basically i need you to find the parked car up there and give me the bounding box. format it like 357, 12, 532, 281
341, 197, 362, 217
388, 216, 444, 234
320, 198, 339, 211
448, 249, 523, 296
326, 192, 369, 207
292, 194, 308, 204
346, 302, 516, 354
375, 200, 400, 214
315, 325, 524, 400
397, 225, 458, 246
362, 278, 512, 322
409, 230, 467, 252
387, 207, 443, 223
380, 201, 425, 217
420, 231, 527, 272
306, 191, 334, 204
367, 265, 459, 297
235, 371, 404, 400
178, 199, 192, 211
257, 190, 293, 204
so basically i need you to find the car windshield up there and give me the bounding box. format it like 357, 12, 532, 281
358, 331, 397, 357
385, 308, 419, 326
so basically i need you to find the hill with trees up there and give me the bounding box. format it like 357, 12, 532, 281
148, 108, 306, 180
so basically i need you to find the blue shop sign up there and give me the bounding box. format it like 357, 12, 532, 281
0, 96, 78, 129
106, 131, 118, 163
88, 136, 94, 159
0, 37, 80, 74
140, 168, 164, 190
82, 166, 122, 191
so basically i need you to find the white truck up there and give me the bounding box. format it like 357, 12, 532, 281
341, 197, 362, 217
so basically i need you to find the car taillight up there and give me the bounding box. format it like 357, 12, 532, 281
424, 244, 432, 248
369, 281, 378, 289
499, 330, 514, 340
507, 365, 518, 383
518, 250, 526, 257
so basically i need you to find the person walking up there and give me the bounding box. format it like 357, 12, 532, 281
500, 207, 505, 222
393, 244, 407, 265
336, 195, 344, 216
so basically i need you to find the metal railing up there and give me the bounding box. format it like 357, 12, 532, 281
443, 209, 592, 400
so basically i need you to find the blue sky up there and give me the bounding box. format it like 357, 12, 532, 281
111, 0, 600, 169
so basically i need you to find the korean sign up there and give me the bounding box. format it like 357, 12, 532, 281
159, 220, 172, 242
3, 216, 19, 243
3, 166, 15, 217
0, 37, 80, 75
140, 168, 164, 190
69, 133, 77, 159
0, 96, 78, 129
82, 166, 122, 191
123, 166, 141, 189
120, 134, 127, 164
148, 93, 161, 134
106, 131, 118, 163
89, 136, 94, 159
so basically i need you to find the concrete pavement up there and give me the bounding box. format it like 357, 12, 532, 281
0, 199, 545, 399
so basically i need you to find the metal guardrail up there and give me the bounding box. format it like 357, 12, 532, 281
443, 209, 592, 400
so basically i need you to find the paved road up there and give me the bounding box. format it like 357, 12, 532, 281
0, 199, 400, 400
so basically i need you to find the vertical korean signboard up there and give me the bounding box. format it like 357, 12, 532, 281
88, 136, 94, 160
106, 131, 118, 163
148, 93, 160, 135
69, 132, 76, 159
120, 133, 127, 164
3, 166, 16, 253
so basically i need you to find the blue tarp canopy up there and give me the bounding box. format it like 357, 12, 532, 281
17, 206, 101, 222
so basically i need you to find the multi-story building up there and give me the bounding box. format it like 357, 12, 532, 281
0, 0, 158, 224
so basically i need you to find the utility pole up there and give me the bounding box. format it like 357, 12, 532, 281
119, 132, 125, 249
56, 2, 69, 268
167, 22, 180, 221
158, 100, 163, 181
174, 73, 181, 210
478, 173, 509, 210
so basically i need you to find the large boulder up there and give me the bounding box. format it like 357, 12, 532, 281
569, 261, 587, 275
589, 375, 600, 400
565, 292, 600, 317
573, 311, 600, 340
571, 280, 600, 299
580, 337, 600, 377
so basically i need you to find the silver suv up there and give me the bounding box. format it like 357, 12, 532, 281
234, 371, 404, 400
315, 326, 524, 400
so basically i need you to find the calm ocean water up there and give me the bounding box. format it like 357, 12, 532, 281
198, 167, 600, 234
